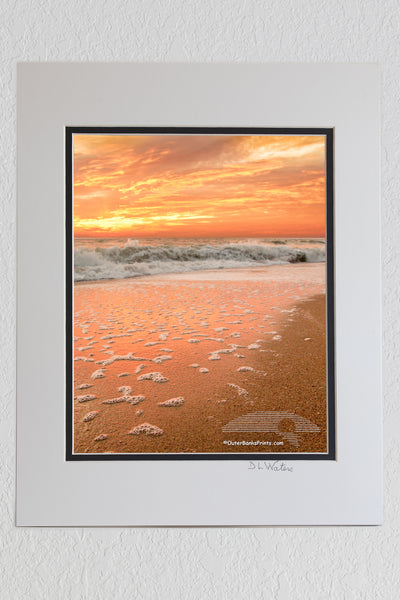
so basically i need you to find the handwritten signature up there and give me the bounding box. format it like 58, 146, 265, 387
248, 460, 294, 472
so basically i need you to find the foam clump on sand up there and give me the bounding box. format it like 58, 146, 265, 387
138, 372, 168, 383
248, 343, 261, 350
97, 352, 135, 367
75, 357, 94, 362
228, 383, 249, 397
102, 396, 129, 405
158, 397, 184, 407
129, 423, 163, 436
78, 383, 93, 389
136, 409, 144, 416
118, 372, 130, 377
188, 338, 200, 343
94, 434, 107, 441
152, 355, 172, 364
76, 394, 97, 403
199, 368, 209, 373
83, 411, 98, 422
126, 395, 145, 405
208, 354, 221, 361
272, 335, 282, 341
135, 364, 146, 374
189, 363, 200, 368
91, 369, 105, 380
237, 366, 254, 372
118, 385, 132, 395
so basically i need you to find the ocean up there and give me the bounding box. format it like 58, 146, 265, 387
73, 237, 326, 282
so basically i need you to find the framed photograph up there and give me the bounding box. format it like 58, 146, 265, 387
17, 63, 382, 525
66, 126, 335, 461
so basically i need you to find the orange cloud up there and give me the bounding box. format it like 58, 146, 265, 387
73, 134, 326, 238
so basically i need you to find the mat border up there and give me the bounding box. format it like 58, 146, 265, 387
17, 63, 382, 526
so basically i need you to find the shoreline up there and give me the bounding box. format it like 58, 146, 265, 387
74, 261, 326, 286
72, 263, 327, 454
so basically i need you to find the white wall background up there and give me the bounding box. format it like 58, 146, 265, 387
1, 1, 399, 598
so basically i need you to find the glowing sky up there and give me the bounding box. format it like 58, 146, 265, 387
73, 133, 326, 238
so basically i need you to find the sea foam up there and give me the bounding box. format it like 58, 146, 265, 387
83, 411, 98, 422
126, 395, 145, 405
91, 369, 105, 380
228, 383, 249, 397
76, 394, 97, 403
97, 352, 135, 367
102, 396, 129, 404
137, 372, 168, 383
128, 423, 163, 436
158, 396, 184, 407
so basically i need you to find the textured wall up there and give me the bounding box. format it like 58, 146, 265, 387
1, 1, 399, 598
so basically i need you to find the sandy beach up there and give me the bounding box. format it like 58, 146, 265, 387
73, 262, 327, 455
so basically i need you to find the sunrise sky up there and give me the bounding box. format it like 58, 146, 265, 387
73, 133, 326, 238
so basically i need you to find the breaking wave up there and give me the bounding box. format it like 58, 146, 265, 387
74, 240, 325, 281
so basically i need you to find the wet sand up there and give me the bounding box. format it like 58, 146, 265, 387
73, 263, 327, 455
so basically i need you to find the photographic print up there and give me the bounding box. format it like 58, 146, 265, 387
67, 127, 334, 460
